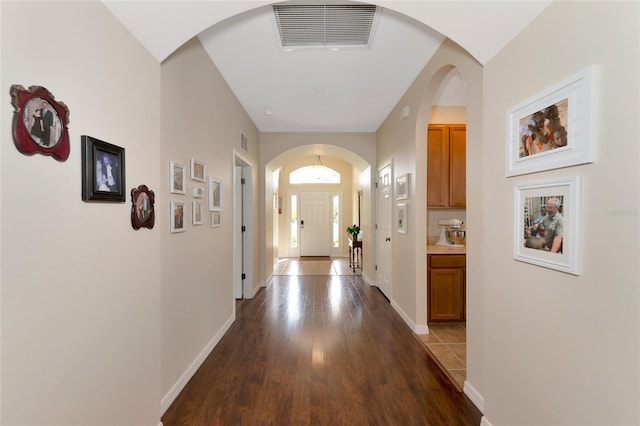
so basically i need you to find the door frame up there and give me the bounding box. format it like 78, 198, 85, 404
233, 150, 254, 302
287, 188, 344, 258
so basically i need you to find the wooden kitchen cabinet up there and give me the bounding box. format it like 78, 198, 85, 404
427, 254, 466, 322
427, 124, 466, 208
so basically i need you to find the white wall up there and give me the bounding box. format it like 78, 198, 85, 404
160, 37, 260, 410
1, 2, 161, 424
482, 2, 639, 424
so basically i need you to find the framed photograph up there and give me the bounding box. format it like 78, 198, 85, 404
190, 158, 206, 182
170, 201, 186, 233
211, 212, 222, 228
514, 177, 581, 275
209, 176, 222, 211
10, 85, 70, 162
81, 135, 126, 202
170, 162, 186, 194
506, 66, 596, 176
396, 173, 409, 200
131, 185, 155, 230
192, 201, 203, 225
192, 187, 205, 199
397, 203, 407, 234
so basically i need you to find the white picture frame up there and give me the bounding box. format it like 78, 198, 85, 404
170, 162, 186, 194
190, 158, 206, 182
397, 203, 407, 234
506, 66, 596, 177
514, 177, 581, 275
211, 211, 221, 228
192, 201, 203, 225
208, 176, 222, 211
192, 186, 205, 199
396, 173, 409, 200
170, 201, 186, 233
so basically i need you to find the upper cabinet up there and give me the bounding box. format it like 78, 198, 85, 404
427, 124, 466, 209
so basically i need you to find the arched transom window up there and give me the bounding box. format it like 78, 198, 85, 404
289, 157, 340, 184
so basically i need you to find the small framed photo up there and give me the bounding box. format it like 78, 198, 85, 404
170, 201, 186, 233
10, 85, 70, 161
506, 66, 596, 176
192, 201, 203, 225
170, 162, 186, 194
514, 177, 581, 275
209, 176, 222, 211
131, 185, 155, 230
396, 173, 409, 200
397, 203, 407, 234
81, 135, 126, 202
211, 211, 222, 228
190, 158, 206, 182
192, 187, 205, 199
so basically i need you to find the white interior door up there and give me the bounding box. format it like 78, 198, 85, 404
376, 164, 392, 300
300, 191, 331, 256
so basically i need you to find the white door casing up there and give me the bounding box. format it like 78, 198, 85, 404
376, 164, 392, 300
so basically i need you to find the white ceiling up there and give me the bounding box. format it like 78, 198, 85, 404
102, 1, 552, 133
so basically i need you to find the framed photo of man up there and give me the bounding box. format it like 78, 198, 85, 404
514, 177, 581, 275
81, 135, 126, 202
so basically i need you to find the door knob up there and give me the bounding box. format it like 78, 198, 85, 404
385, 237, 391, 242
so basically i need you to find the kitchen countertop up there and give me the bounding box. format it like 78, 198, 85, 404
427, 244, 466, 255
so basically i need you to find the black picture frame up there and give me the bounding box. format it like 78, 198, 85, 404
81, 135, 126, 202
131, 185, 155, 230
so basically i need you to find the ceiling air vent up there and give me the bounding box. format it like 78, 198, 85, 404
272, 3, 379, 49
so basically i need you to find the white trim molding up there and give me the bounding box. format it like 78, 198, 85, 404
161, 315, 234, 414
480, 416, 493, 426
463, 380, 485, 413
390, 299, 425, 334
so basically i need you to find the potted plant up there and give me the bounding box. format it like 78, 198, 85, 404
346, 224, 361, 242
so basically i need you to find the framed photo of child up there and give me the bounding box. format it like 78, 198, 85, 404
506, 66, 596, 177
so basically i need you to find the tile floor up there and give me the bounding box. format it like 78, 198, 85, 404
417, 323, 467, 391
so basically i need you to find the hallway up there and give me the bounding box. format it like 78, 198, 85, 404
162, 259, 481, 425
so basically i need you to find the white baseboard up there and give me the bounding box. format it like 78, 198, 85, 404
390, 299, 422, 334
480, 416, 493, 426
463, 380, 485, 413
160, 315, 234, 414
415, 323, 429, 334
361, 272, 374, 286
248, 281, 261, 298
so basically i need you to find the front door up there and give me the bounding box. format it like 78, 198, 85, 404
376, 164, 392, 300
300, 191, 331, 256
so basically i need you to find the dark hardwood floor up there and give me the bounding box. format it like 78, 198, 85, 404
162, 273, 482, 425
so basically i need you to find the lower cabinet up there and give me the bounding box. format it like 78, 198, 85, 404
427, 254, 466, 322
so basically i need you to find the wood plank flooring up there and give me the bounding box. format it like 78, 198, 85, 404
162, 271, 482, 425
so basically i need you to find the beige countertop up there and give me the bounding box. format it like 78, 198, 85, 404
427, 244, 466, 255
